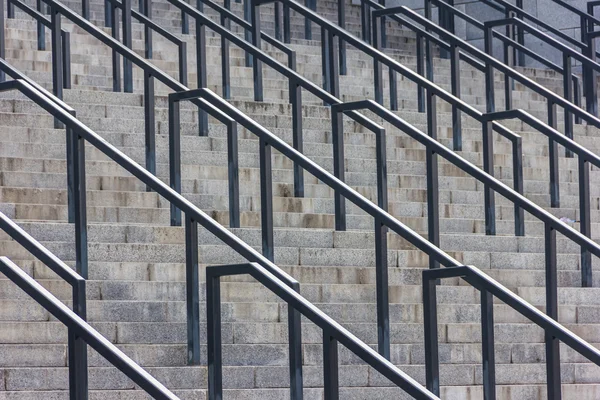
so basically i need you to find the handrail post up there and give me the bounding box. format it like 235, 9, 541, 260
584, 30, 598, 116
36, 0, 46, 51
512, 137, 524, 236
290, 78, 305, 197
328, 31, 339, 100
206, 268, 223, 399
321, 26, 331, 101
61, 32, 71, 89
226, 120, 240, 228
423, 272, 440, 396
389, 68, 398, 111
416, 33, 425, 113
563, 53, 574, 158
372, 14, 383, 105
72, 129, 88, 279
323, 332, 340, 399
275, 1, 281, 40
287, 282, 303, 400
515, 0, 524, 66
122, 0, 133, 93
181, 0, 189, 34
482, 119, 496, 235
283, 0, 290, 43
0, 0, 3, 83
70, 281, 88, 400
573, 76, 582, 125
220, 10, 230, 98
144, 72, 156, 188
168, 94, 182, 227
449, 40, 462, 151
484, 25, 495, 112
185, 214, 200, 365
143, 0, 152, 58
260, 137, 275, 261
337, 0, 346, 75
110, 1, 121, 92
179, 41, 188, 86
250, 0, 264, 101
196, 16, 209, 136
361, 0, 371, 44
104, 0, 111, 27
544, 222, 561, 400
438, 0, 453, 59
426, 90, 440, 270
480, 290, 496, 400
244, 0, 252, 66
7, 0, 14, 19
50, 4, 63, 129
547, 102, 560, 208
304, 0, 315, 40
503, 18, 513, 111
579, 155, 592, 287
375, 216, 390, 359
331, 107, 346, 231
81, 0, 89, 19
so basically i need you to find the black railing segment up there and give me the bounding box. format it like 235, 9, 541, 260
423, 265, 600, 399
0, 213, 88, 399
165, 0, 379, 198
207, 262, 439, 400
484, 16, 600, 149
426, 0, 583, 128
105, 0, 188, 85
481, 108, 600, 287
372, 6, 600, 210
0, 257, 178, 400
5, 0, 71, 91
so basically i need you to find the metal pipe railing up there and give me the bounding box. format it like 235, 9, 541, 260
0, 257, 177, 400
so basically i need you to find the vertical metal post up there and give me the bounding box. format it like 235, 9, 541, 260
185, 215, 200, 365
110, 2, 121, 92
513, 137, 524, 236
244, 0, 252, 66
563, 54, 573, 158
328, 32, 339, 99
283, 0, 290, 43
338, 0, 346, 75
51, 6, 63, 101
584, 32, 598, 116
484, 26, 495, 113
379, 0, 386, 48
375, 217, 390, 359
579, 156, 592, 287
168, 96, 182, 227
227, 121, 240, 228
7, 0, 14, 19
331, 108, 346, 231
574, 77, 582, 125
0, 0, 4, 83
290, 79, 304, 197
70, 282, 88, 400
37, 0, 46, 51
547, 102, 560, 208
323, 332, 339, 400
373, 15, 383, 105
423, 275, 440, 396
544, 222, 561, 400
251, 0, 263, 101
321, 27, 330, 100
449, 41, 462, 151
62, 32, 71, 89
304, 0, 315, 40
288, 282, 304, 400
144, 72, 156, 190
179, 42, 188, 86
481, 290, 496, 400
221, 12, 230, 99
196, 18, 209, 136
416, 33, 425, 113
275, 1, 281, 40
361, 0, 370, 44
206, 270, 222, 400
122, 0, 133, 93
143, 0, 152, 58
426, 90, 440, 270
260, 138, 274, 261
515, 0, 525, 66
181, 1, 189, 34
503, 15, 514, 111
389, 68, 398, 111
105, 0, 111, 27
482, 120, 496, 235
71, 128, 88, 281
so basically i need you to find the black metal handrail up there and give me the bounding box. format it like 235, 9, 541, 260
0, 256, 178, 400
207, 262, 438, 400
105, 0, 188, 85
425, 0, 583, 129
371, 6, 600, 212
5, 0, 71, 91
0, 212, 88, 398
423, 265, 600, 399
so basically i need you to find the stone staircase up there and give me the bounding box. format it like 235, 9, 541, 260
0, 0, 599, 399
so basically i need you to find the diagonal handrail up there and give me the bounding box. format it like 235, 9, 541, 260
0, 256, 179, 400
206, 262, 438, 399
